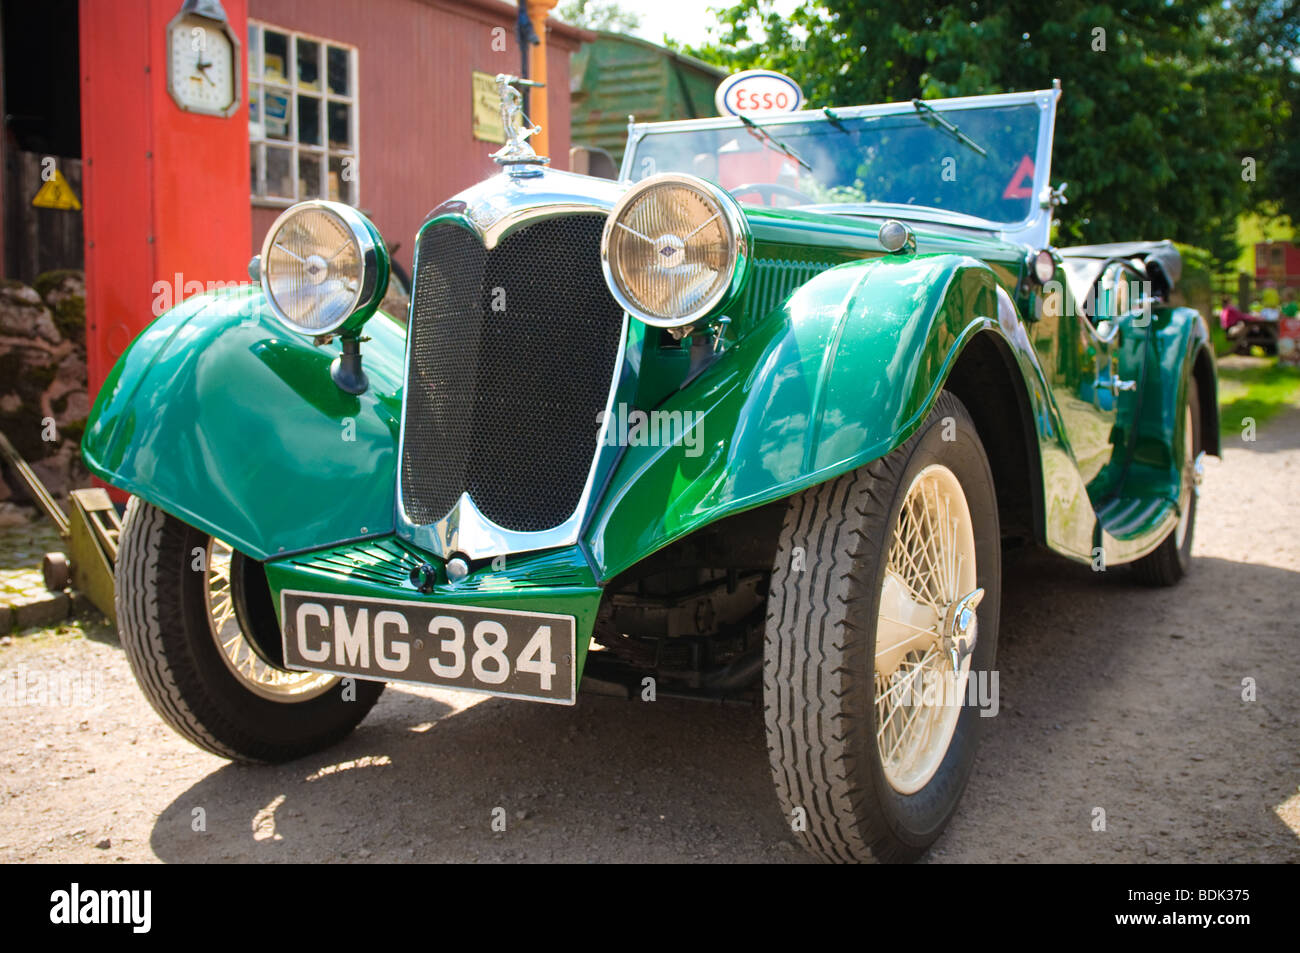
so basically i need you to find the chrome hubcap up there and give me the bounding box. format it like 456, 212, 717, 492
204, 538, 337, 701
875, 464, 978, 795
943, 587, 985, 673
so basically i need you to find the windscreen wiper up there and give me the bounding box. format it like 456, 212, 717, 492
911, 99, 988, 157
736, 113, 813, 171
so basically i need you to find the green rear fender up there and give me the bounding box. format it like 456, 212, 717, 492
82, 288, 406, 561
1127, 304, 1221, 497
586, 253, 1027, 580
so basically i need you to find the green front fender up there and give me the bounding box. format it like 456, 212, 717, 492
82, 288, 406, 561
586, 254, 1020, 580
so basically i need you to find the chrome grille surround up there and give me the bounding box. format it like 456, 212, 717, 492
394, 187, 630, 562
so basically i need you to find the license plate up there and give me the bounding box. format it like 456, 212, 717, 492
279, 590, 576, 704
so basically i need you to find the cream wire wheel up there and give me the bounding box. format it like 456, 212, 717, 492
763, 391, 1000, 862
875, 464, 982, 794
203, 537, 336, 702
115, 498, 386, 762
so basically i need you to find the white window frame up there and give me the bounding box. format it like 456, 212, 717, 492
248, 20, 360, 207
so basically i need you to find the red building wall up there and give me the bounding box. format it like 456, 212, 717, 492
1254, 240, 1300, 294
248, 0, 586, 273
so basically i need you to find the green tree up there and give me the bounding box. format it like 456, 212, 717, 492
1217, 1, 1300, 226
683, 1, 1293, 263
556, 0, 642, 32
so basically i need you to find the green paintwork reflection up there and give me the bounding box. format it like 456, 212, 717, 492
82, 287, 407, 561
587, 240, 1216, 576
586, 252, 1028, 578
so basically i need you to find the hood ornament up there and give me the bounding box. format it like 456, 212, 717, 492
492, 74, 549, 176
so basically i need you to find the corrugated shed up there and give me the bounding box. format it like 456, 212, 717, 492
569, 30, 725, 164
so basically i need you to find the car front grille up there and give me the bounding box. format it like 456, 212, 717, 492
399, 214, 625, 534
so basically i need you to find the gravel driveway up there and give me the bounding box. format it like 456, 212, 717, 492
2, 410, 1297, 864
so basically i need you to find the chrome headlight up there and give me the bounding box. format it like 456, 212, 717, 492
601, 174, 748, 329
260, 200, 388, 335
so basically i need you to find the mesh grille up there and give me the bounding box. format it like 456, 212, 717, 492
400, 215, 625, 533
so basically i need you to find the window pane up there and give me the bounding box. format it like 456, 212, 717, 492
263, 30, 288, 85
250, 143, 261, 196
299, 151, 324, 199
249, 84, 263, 139
327, 101, 351, 150
297, 38, 321, 91
329, 155, 354, 204
327, 46, 350, 96
247, 23, 260, 77
298, 95, 321, 146
266, 146, 293, 198
264, 89, 290, 140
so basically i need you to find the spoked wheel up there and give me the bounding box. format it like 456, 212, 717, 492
765, 391, 1000, 863
1132, 378, 1201, 586
202, 538, 336, 702
116, 497, 384, 763
875, 464, 983, 795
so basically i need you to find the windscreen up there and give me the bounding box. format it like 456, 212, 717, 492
627, 103, 1043, 226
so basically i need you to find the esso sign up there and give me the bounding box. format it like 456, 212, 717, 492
715, 70, 804, 117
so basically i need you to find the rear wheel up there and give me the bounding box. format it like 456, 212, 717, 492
764, 392, 1000, 863
1132, 378, 1201, 586
115, 497, 384, 762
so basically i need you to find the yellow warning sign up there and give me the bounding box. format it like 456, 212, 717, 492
32, 170, 81, 211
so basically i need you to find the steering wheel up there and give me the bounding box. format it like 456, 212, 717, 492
731, 182, 817, 207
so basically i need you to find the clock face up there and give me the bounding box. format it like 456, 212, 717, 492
168, 15, 237, 115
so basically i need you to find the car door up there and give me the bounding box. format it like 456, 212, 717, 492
1037, 258, 1144, 502
1083, 260, 1148, 500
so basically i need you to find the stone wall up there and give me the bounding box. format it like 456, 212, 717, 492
0, 270, 91, 518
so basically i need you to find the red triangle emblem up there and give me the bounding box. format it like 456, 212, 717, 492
1002, 155, 1035, 200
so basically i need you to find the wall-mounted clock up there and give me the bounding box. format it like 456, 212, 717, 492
166, 0, 241, 117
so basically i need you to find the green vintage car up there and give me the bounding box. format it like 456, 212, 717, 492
83, 80, 1217, 863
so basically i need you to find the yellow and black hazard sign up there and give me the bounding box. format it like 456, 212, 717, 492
32, 169, 81, 211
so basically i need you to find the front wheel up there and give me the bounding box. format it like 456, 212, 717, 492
764, 391, 1001, 863
115, 497, 384, 763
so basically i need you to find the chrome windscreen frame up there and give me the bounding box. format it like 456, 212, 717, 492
620, 86, 1063, 250
393, 169, 632, 562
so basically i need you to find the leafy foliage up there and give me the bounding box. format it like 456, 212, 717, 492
556, 0, 643, 32
682, 1, 1298, 263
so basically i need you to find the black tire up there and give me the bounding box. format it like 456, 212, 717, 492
115, 497, 384, 763
764, 391, 1001, 863
1131, 378, 1201, 587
